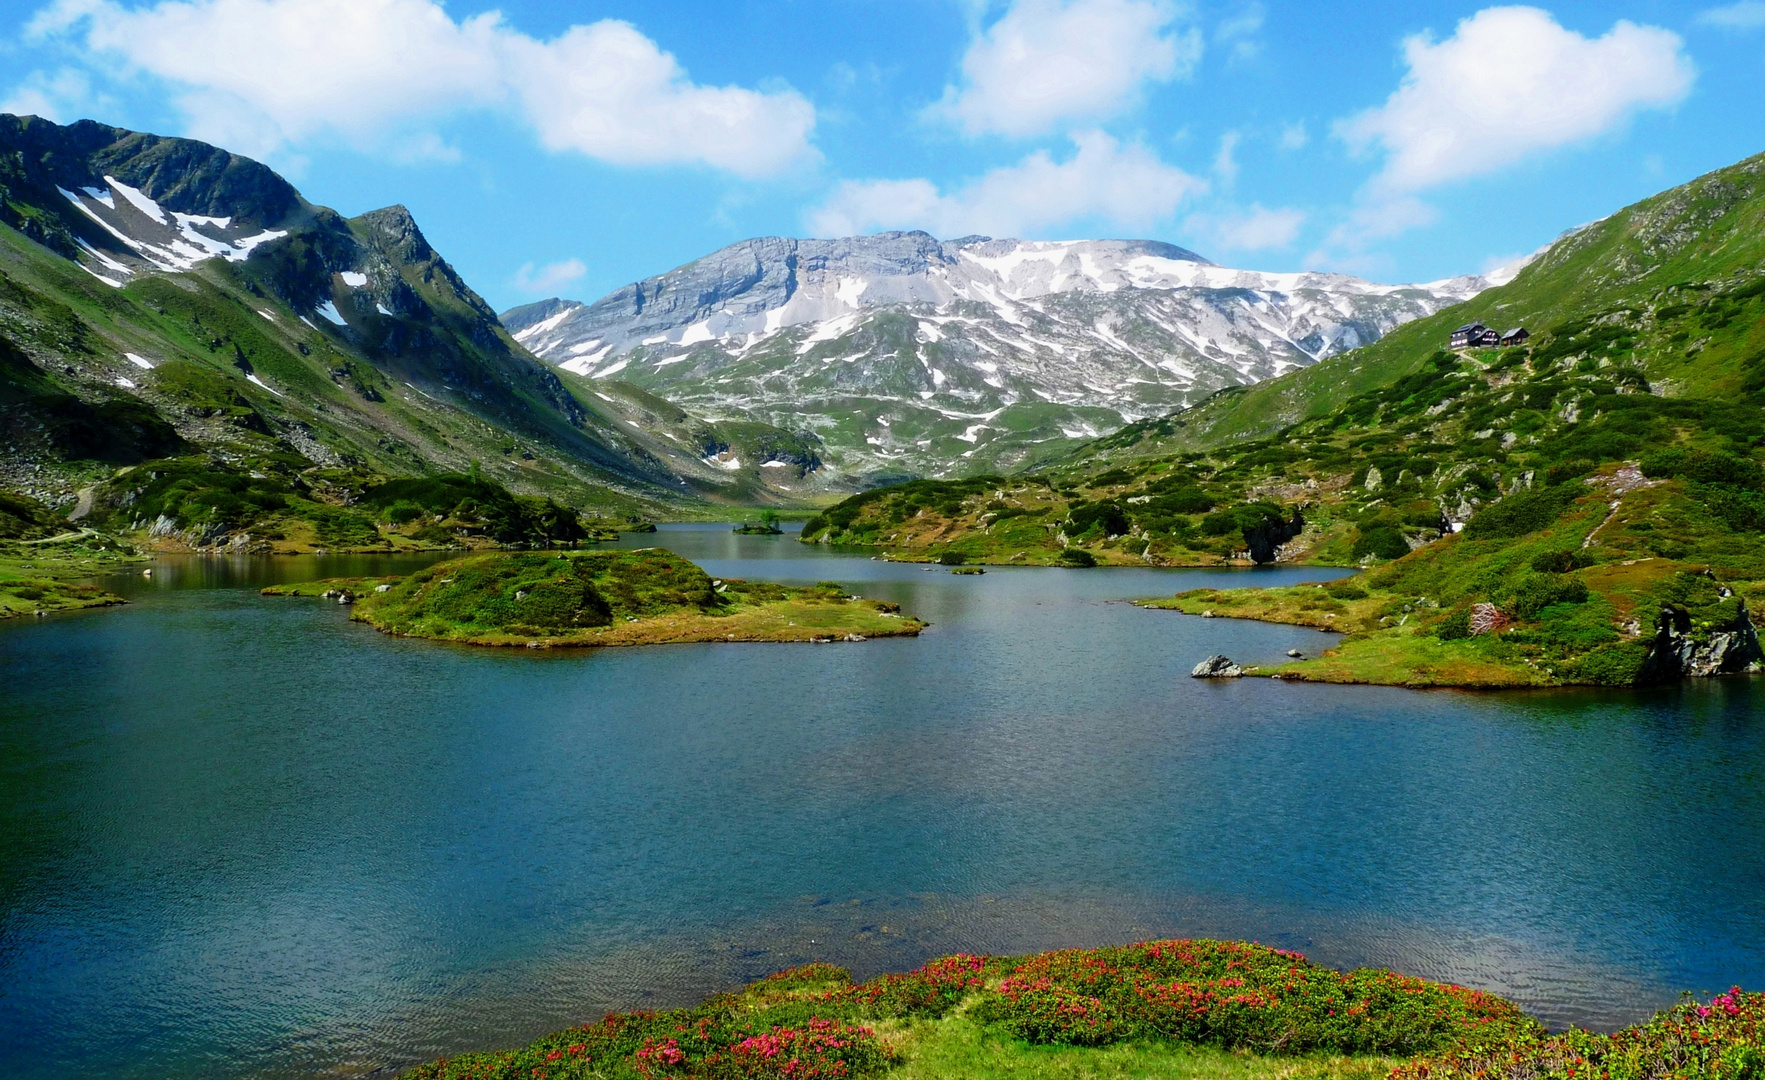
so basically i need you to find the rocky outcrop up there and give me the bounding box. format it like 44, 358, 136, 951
1191, 655, 1244, 678
1637, 600, 1765, 683
1243, 508, 1305, 564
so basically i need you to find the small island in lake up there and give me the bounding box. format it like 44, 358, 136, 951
264, 548, 924, 647
733, 510, 786, 534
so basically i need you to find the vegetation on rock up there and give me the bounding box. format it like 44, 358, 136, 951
266, 548, 925, 647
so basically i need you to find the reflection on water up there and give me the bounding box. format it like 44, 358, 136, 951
1, 527, 1761, 1080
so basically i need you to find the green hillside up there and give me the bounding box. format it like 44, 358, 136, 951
1082, 150, 1765, 458
803, 150, 1765, 687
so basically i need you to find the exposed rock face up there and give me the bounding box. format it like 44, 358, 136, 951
504, 232, 1502, 478
1638, 601, 1765, 683
1243, 508, 1305, 564
1191, 654, 1244, 678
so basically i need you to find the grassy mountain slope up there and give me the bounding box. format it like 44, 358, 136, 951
803, 150, 1765, 687
0, 114, 859, 557
1082, 150, 1765, 458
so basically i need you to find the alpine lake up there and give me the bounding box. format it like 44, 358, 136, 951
2, 525, 1762, 1080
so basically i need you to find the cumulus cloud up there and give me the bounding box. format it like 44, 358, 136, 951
1215, 2, 1264, 63
928, 0, 1202, 137
807, 130, 1205, 238
1698, 2, 1765, 29
1337, 6, 1694, 196
1185, 204, 1305, 253
0, 67, 105, 123
1305, 195, 1441, 272
20, 0, 815, 176
1212, 130, 1240, 185
513, 258, 587, 294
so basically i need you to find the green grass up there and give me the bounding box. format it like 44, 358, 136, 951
890, 1016, 1395, 1080
270, 548, 926, 647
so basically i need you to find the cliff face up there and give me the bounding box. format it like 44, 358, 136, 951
1638, 600, 1765, 683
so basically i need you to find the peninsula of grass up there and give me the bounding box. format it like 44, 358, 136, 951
397, 938, 1765, 1080
0, 491, 132, 617
264, 548, 925, 648
1139, 462, 1765, 689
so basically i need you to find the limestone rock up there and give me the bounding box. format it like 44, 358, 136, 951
1191, 655, 1244, 678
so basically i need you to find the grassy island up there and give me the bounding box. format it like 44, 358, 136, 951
264, 548, 925, 647
398, 938, 1764, 1080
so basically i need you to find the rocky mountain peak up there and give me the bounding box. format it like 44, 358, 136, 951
502, 231, 1500, 480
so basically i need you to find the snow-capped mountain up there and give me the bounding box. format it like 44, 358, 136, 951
503, 232, 1514, 479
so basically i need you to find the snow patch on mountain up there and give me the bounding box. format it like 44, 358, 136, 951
505, 232, 1503, 478
58, 178, 289, 280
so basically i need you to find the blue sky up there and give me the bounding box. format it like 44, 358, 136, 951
4, 0, 1764, 311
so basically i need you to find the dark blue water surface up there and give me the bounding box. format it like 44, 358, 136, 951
2, 525, 1762, 1080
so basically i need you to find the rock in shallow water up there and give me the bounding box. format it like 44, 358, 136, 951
1191, 655, 1244, 678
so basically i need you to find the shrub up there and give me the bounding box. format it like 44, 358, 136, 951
1508, 573, 1590, 619
1567, 641, 1651, 686
1695, 482, 1765, 532
971, 940, 1539, 1057
824, 955, 987, 1019
935, 550, 968, 565
1325, 582, 1368, 601
1435, 607, 1474, 641
1147, 487, 1214, 514
1640, 448, 1764, 488
382, 499, 425, 526
1057, 548, 1098, 567
1462, 484, 1585, 540
1200, 510, 1241, 536
1352, 526, 1410, 560
1067, 501, 1130, 537
1530, 548, 1593, 573
1393, 987, 1765, 1080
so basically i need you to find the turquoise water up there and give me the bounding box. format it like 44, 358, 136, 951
2, 525, 1762, 1079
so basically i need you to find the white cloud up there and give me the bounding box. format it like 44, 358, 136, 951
0, 67, 104, 123
21, 0, 815, 176
1306, 195, 1440, 271
1212, 130, 1240, 185
807, 130, 1205, 238
1215, 2, 1264, 62
1185, 204, 1305, 252
928, 0, 1202, 137
513, 258, 587, 294
1698, 2, 1765, 29
1337, 6, 1694, 195
1277, 121, 1308, 151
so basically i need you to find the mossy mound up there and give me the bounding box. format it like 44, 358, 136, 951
0, 490, 65, 540
270, 549, 926, 647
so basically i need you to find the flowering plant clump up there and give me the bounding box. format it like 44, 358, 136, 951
971, 940, 1540, 1056
822, 954, 988, 1019
402, 1009, 894, 1080
1391, 987, 1765, 1080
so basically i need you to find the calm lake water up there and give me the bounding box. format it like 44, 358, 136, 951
2, 525, 1762, 1080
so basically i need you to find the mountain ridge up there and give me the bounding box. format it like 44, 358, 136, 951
503, 232, 1511, 480
0, 113, 810, 522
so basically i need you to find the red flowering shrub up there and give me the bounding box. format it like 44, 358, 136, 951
1392, 987, 1765, 1080
823, 954, 987, 1019
972, 940, 1540, 1056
